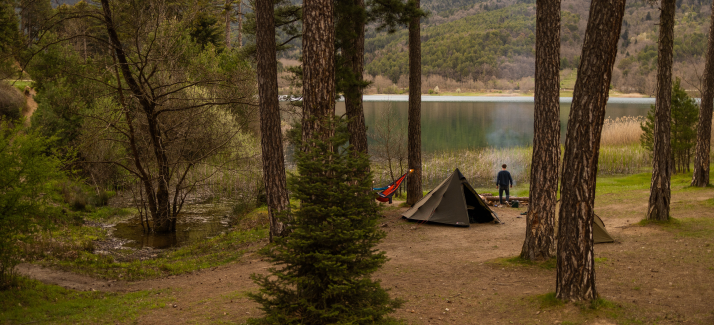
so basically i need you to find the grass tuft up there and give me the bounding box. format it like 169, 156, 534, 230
580, 297, 618, 311
0, 277, 168, 324
535, 292, 565, 309
495, 256, 557, 270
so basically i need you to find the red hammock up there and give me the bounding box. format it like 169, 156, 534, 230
375, 172, 408, 204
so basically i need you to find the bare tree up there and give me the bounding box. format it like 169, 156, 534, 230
370, 104, 407, 188
691, 1, 714, 187
302, 0, 335, 144
521, 0, 560, 261
647, 0, 676, 221
406, 0, 422, 205
97, 0, 256, 233
556, 0, 625, 301
257, 0, 290, 240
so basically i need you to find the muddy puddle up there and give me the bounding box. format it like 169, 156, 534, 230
107, 202, 235, 249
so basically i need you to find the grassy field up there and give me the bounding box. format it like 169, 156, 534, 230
2, 79, 33, 93
0, 278, 170, 324
3, 167, 713, 323
22, 204, 270, 282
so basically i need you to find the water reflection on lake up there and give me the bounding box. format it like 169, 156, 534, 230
335, 97, 652, 153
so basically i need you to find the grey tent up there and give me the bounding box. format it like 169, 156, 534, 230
402, 168, 500, 226
555, 202, 615, 243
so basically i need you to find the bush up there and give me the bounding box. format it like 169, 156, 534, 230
248, 118, 402, 324
0, 82, 24, 120
0, 121, 65, 288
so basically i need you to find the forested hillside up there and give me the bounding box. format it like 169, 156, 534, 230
364, 0, 712, 95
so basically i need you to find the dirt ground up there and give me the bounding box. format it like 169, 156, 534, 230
19, 188, 714, 324
22, 88, 37, 127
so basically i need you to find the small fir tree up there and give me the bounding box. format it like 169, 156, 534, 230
640, 78, 699, 173
248, 117, 403, 324
670, 78, 698, 172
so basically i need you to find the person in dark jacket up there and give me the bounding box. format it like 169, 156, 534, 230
495, 164, 514, 205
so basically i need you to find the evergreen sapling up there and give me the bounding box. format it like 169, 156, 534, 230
248, 118, 403, 324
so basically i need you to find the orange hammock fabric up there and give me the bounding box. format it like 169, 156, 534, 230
375, 172, 408, 204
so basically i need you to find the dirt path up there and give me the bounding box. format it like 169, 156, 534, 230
17, 194, 714, 324
23, 88, 37, 127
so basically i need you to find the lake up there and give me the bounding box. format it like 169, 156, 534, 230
335, 96, 654, 153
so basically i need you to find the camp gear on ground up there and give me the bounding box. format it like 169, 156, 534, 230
375, 172, 408, 204
402, 168, 501, 226
510, 201, 519, 208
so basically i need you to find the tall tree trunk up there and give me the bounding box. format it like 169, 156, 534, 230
520, 0, 560, 261
302, 0, 335, 144
406, 0, 422, 206
225, 0, 232, 48
237, 1, 243, 48
344, 0, 368, 155
556, 0, 625, 302
647, 0, 676, 221
256, 0, 290, 241
691, 2, 714, 187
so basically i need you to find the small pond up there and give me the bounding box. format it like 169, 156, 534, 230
108, 202, 235, 250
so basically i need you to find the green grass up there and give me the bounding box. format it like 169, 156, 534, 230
0, 277, 168, 324
4, 80, 33, 93
534, 292, 565, 309
84, 206, 134, 221
578, 297, 618, 312
48, 227, 268, 280
493, 256, 557, 270
638, 217, 714, 238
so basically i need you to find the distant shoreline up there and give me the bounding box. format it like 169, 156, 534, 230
360, 95, 657, 104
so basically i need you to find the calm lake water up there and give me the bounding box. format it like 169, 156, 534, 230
335, 96, 653, 153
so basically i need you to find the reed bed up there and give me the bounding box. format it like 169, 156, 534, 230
600, 116, 645, 146
597, 145, 651, 175
371, 144, 654, 191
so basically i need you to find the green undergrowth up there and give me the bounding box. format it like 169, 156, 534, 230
638, 217, 714, 238
7, 80, 33, 93
492, 256, 556, 270
24, 207, 134, 263
532, 293, 642, 324
534, 292, 565, 309
48, 227, 268, 281
0, 277, 168, 324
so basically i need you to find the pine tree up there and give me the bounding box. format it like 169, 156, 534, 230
647, 0, 676, 221
248, 118, 403, 325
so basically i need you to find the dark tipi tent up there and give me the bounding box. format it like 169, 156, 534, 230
402, 168, 501, 226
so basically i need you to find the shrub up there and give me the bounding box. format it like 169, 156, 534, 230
0, 82, 24, 120
0, 121, 65, 288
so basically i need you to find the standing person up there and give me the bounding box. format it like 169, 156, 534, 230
496, 164, 514, 205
